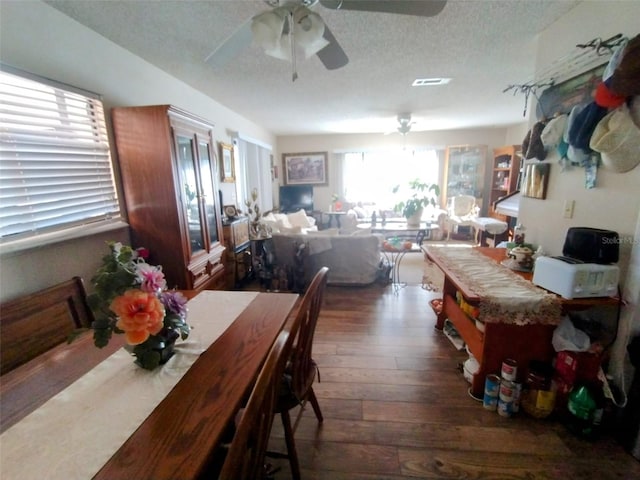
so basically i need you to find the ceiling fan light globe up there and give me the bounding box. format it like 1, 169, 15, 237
296, 11, 328, 58
252, 11, 288, 56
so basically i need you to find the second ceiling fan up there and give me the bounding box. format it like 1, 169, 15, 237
205, 0, 447, 80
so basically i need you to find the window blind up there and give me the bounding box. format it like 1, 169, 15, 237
0, 65, 121, 243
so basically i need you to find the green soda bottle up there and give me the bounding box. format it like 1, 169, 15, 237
566, 384, 597, 438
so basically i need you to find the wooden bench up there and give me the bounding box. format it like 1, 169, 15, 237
0, 277, 95, 375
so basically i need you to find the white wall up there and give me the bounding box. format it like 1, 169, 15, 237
524, 1, 640, 392
276, 127, 516, 212
0, 1, 274, 302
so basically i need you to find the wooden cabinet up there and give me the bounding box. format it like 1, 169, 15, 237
111, 105, 225, 291
489, 145, 521, 220
428, 247, 618, 398
222, 217, 251, 288
443, 145, 487, 213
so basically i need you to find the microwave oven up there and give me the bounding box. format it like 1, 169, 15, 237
532, 256, 619, 299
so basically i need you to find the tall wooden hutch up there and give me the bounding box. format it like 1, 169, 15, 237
489, 145, 521, 220
111, 105, 226, 291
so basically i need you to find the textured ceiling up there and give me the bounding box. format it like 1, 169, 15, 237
45, 0, 582, 135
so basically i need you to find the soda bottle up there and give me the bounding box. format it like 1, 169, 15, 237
566, 384, 597, 438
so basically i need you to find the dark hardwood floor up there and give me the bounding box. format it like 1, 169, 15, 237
262, 282, 640, 479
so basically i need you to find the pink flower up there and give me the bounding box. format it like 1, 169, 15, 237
110, 289, 165, 345
135, 263, 167, 293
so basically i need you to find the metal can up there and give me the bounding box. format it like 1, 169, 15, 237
484, 374, 501, 396
497, 397, 513, 417
483, 374, 500, 411
499, 379, 515, 401
501, 358, 518, 382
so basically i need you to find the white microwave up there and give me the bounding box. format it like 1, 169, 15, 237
532, 256, 619, 299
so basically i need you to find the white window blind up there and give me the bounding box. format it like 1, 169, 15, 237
0, 65, 121, 245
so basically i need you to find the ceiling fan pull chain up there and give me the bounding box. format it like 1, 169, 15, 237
289, 10, 298, 82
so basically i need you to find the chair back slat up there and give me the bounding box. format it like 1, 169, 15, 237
289, 267, 329, 401
218, 312, 300, 480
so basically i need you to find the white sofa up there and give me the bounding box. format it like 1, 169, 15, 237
270, 229, 384, 286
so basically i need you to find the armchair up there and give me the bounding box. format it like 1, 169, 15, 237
445, 195, 479, 240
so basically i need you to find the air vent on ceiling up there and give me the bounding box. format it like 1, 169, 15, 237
412, 77, 451, 87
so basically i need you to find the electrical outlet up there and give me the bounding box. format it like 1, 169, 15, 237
563, 200, 574, 218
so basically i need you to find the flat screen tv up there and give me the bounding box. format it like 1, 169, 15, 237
279, 185, 313, 214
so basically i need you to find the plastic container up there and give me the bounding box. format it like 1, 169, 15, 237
521, 361, 556, 419
566, 384, 604, 439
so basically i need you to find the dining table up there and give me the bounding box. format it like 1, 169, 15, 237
0, 289, 299, 480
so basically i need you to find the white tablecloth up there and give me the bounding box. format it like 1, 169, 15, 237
0, 290, 259, 480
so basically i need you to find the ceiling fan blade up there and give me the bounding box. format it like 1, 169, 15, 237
319, 0, 447, 17
204, 18, 253, 69
316, 25, 348, 70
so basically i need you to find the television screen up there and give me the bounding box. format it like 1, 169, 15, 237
279, 185, 313, 214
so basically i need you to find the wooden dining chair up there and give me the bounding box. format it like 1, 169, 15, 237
218, 315, 300, 480
271, 266, 329, 480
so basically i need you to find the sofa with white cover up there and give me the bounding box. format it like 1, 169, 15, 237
270, 228, 384, 286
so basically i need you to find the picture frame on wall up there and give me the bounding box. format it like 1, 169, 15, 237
282, 151, 328, 185
219, 142, 235, 183
522, 163, 550, 199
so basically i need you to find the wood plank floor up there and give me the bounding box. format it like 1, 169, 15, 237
263, 283, 640, 479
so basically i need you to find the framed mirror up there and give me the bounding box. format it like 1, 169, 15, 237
219, 142, 235, 182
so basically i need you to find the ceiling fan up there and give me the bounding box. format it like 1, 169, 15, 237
205, 0, 447, 80
385, 113, 416, 136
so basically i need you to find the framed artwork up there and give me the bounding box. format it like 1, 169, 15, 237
223, 204, 238, 218
536, 64, 606, 120
282, 151, 328, 185
219, 142, 235, 183
522, 163, 550, 199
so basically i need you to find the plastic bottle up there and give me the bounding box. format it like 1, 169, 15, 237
566, 384, 597, 438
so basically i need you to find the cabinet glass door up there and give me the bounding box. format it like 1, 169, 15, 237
198, 139, 219, 245
445, 145, 487, 210
176, 135, 206, 254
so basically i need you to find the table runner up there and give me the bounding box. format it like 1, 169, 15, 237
427, 246, 561, 325
0, 290, 259, 480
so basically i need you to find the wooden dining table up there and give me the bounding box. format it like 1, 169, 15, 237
0, 290, 299, 480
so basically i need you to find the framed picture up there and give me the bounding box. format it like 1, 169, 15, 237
282, 151, 328, 185
219, 142, 235, 183
224, 204, 238, 219
522, 163, 550, 199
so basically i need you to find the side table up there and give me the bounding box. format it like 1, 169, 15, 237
380, 241, 419, 293
222, 217, 251, 288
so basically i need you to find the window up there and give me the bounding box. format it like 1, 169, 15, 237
342, 148, 440, 209
0, 65, 122, 251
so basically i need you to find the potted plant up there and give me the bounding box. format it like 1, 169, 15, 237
393, 179, 440, 227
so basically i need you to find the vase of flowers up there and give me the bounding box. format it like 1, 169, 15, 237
86, 242, 191, 370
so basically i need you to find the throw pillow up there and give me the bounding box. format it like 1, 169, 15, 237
274, 213, 292, 230
287, 209, 312, 228
262, 212, 280, 233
